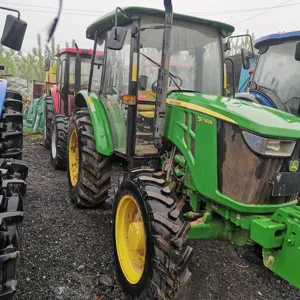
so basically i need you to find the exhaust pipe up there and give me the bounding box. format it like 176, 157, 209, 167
74, 43, 81, 94
153, 0, 173, 150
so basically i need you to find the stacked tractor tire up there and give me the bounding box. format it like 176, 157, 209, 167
0, 87, 28, 299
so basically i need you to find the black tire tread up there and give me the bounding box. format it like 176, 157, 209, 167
116, 170, 193, 299
44, 96, 54, 149
51, 114, 69, 170
0, 89, 23, 159
0, 158, 28, 296
69, 108, 112, 208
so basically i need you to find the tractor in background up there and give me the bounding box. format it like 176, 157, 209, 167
43, 47, 103, 170
235, 31, 300, 113
67, 2, 300, 299
0, 6, 29, 299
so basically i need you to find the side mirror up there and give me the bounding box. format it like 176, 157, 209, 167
44, 57, 51, 71
1, 15, 27, 51
107, 27, 127, 50
241, 48, 251, 70
295, 42, 300, 61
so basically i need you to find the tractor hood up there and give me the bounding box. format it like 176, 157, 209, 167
167, 92, 300, 139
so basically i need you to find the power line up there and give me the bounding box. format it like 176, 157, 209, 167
0, 1, 107, 13
191, 2, 300, 16
234, 0, 294, 25
0, 2, 106, 16
0, 7, 102, 17
0, 1, 299, 17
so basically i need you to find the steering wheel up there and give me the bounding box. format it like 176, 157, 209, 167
151, 75, 183, 93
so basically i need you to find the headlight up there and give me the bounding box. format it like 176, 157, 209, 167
242, 131, 296, 157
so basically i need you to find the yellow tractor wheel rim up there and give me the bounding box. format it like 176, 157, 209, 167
115, 194, 146, 284
69, 129, 79, 187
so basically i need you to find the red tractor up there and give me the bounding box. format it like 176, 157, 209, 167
43, 46, 104, 170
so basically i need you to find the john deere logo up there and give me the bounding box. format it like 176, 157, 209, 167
289, 160, 299, 172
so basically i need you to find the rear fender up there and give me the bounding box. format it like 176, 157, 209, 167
75, 91, 114, 156
50, 85, 60, 114
0, 79, 7, 116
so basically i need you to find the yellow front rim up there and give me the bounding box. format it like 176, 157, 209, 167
115, 194, 146, 284
69, 129, 79, 187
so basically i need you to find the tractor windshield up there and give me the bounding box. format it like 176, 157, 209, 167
138, 15, 222, 99
69, 56, 102, 91
253, 40, 300, 116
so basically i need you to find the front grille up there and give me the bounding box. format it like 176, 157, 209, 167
217, 121, 295, 205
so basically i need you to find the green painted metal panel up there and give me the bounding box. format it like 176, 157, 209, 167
167, 92, 300, 139
100, 95, 127, 151
164, 93, 299, 214
251, 207, 300, 289
77, 91, 114, 156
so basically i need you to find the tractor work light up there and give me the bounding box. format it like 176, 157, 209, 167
242, 131, 296, 157
122, 94, 136, 105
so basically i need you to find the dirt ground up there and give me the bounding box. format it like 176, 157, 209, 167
17, 136, 300, 300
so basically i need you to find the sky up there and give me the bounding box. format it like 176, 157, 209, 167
0, 0, 299, 54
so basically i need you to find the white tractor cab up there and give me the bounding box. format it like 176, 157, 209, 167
235, 31, 300, 117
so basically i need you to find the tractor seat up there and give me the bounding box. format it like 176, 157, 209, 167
137, 86, 181, 119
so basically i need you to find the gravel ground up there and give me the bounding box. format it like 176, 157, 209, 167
17, 135, 300, 300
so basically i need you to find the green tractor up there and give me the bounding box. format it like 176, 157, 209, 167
67, 1, 300, 299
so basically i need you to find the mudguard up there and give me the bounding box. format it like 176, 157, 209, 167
0, 79, 7, 116
75, 91, 114, 156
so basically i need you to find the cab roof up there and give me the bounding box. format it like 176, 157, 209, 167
56, 48, 104, 56
86, 6, 234, 40
255, 30, 300, 49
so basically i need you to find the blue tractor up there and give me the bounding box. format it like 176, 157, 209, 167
0, 7, 29, 299
236, 31, 300, 115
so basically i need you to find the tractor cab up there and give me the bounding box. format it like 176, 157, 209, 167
52, 48, 104, 116
83, 7, 231, 161
240, 31, 300, 115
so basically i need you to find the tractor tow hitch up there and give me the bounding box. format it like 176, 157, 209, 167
251, 206, 300, 289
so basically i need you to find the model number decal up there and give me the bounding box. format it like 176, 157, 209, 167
197, 116, 212, 125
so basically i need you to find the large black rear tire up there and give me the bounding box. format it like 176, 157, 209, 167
44, 96, 54, 150
67, 108, 112, 208
113, 170, 193, 299
50, 114, 69, 170
0, 90, 23, 160
0, 158, 28, 299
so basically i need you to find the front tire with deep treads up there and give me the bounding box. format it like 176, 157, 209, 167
113, 169, 193, 300
51, 114, 69, 170
0, 90, 23, 160
44, 96, 54, 150
67, 108, 112, 208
